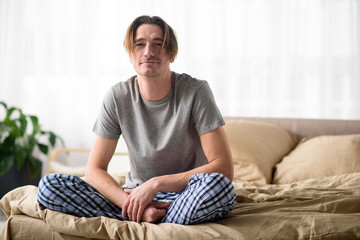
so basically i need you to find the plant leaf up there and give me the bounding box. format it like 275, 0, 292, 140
0, 101, 7, 122
29, 115, 40, 135
38, 143, 49, 154
0, 122, 12, 135
3, 136, 16, 148
51, 132, 65, 147
28, 156, 42, 178
19, 113, 28, 136
9, 121, 22, 137
48, 131, 57, 146
0, 154, 14, 176
4, 107, 18, 123
27, 134, 36, 154
15, 148, 27, 169
0, 101, 8, 110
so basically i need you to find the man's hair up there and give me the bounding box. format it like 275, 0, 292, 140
124, 15, 178, 62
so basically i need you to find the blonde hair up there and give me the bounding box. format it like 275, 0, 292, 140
123, 15, 178, 62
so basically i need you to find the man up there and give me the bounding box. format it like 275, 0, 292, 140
38, 15, 235, 225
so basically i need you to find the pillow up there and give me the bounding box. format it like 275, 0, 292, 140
273, 134, 360, 184
224, 119, 299, 183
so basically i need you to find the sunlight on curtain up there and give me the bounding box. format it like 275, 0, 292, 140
0, 0, 359, 150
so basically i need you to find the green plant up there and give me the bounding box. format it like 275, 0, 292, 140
0, 101, 64, 178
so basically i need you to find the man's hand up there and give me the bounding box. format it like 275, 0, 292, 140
141, 202, 171, 223
122, 179, 161, 222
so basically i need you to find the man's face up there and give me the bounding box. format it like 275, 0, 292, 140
130, 24, 171, 78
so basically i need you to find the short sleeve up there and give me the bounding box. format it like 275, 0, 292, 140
93, 88, 121, 140
191, 82, 225, 135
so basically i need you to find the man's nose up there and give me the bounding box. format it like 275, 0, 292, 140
144, 45, 155, 57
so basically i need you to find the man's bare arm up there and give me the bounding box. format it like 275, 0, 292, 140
85, 136, 128, 208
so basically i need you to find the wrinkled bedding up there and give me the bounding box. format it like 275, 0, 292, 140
1, 173, 360, 240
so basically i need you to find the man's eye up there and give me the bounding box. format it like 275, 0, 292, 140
135, 43, 144, 48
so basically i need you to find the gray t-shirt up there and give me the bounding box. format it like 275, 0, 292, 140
93, 72, 225, 187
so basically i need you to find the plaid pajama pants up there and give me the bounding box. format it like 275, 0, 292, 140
37, 172, 236, 225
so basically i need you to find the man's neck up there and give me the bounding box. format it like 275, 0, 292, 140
137, 70, 172, 102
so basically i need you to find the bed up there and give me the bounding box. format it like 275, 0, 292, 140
1, 117, 360, 240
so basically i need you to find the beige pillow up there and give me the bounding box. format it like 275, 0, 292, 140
273, 134, 360, 184
224, 119, 299, 183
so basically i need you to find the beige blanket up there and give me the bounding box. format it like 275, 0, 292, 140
1, 173, 360, 240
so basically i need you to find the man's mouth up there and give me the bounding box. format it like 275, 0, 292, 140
141, 58, 160, 64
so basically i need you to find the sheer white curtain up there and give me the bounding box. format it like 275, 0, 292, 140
210, 0, 360, 119
1, 0, 359, 150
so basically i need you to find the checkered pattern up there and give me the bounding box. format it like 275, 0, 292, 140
37, 173, 125, 219
161, 173, 236, 224
37, 173, 235, 225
